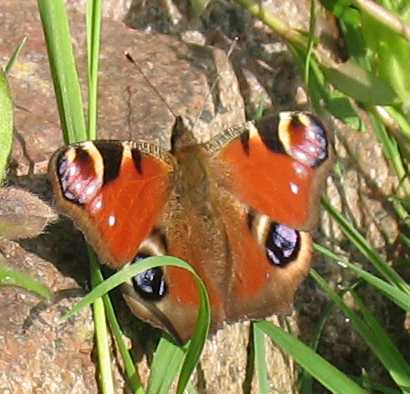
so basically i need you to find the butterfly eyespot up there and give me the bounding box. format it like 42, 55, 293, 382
132, 267, 168, 301
279, 112, 329, 168
56, 146, 102, 204
265, 223, 300, 267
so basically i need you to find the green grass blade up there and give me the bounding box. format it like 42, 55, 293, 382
37, 0, 87, 143
148, 336, 186, 394
322, 59, 397, 106
4, 36, 27, 75
190, 0, 211, 17
233, 0, 308, 49
92, 255, 143, 393
0, 69, 13, 183
303, 0, 317, 89
84, 3, 116, 393
298, 289, 342, 394
255, 320, 368, 394
63, 256, 210, 392
369, 109, 410, 195
63, 256, 206, 324
252, 322, 269, 394
353, 293, 410, 391
315, 244, 410, 312
321, 197, 410, 294
176, 268, 210, 394
311, 269, 410, 391
86, 0, 102, 140
88, 248, 114, 394
0, 261, 52, 300
38, 1, 114, 392
102, 289, 144, 394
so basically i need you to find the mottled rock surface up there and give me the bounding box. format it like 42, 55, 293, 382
0, 0, 406, 393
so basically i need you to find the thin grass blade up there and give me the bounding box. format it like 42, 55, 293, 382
0, 261, 52, 300
315, 244, 410, 312
86, 0, 102, 140
37, 0, 87, 143
255, 320, 368, 394
4, 36, 27, 75
321, 197, 410, 294
252, 322, 269, 394
0, 69, 13, 183
353, 293, 410, 391
312, 269, 410, 392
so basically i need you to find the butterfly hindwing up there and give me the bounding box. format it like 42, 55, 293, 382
48, 140, 174, 268
214, 195, 313, 322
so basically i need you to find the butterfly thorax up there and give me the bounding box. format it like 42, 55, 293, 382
170, 117, 212, 204
173, 146, 210, 203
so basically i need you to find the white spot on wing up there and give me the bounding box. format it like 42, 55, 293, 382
294, 163, 305, 175
89, 196, 103, 214
108, 215, 116, 227
290, 182, 299, 194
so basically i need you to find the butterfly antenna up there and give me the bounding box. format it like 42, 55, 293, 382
125, 52, 178, 118
192, 37, 239, 130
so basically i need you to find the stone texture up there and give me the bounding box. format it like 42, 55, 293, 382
0, 1, 406, 394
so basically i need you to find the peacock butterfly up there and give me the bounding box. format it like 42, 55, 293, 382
48, 111, 332, 343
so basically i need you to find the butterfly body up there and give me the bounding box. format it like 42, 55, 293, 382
49, 112, 332, 343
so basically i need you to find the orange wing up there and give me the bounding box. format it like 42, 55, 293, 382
210, 112, 332, 231
48, 140, 174, 268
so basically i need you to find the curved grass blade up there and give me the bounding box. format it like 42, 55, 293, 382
176, 265, 210, 394
255, 320, 368, 394
63, 256, 210, 394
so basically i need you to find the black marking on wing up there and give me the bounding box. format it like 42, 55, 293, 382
131, 147, 143, 174
240, 130, 250, 155
97, 142, 123, 184
255, 115, 286, 154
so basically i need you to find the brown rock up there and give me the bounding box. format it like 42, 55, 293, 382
1, 1, 293, 393
1, 1, 404, 393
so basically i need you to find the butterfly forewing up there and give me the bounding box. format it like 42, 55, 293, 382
49, 140, 174, 268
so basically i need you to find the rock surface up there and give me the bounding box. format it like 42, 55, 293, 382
0, 0, 405, 393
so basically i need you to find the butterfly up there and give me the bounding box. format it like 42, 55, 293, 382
48, 112, 332, 343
